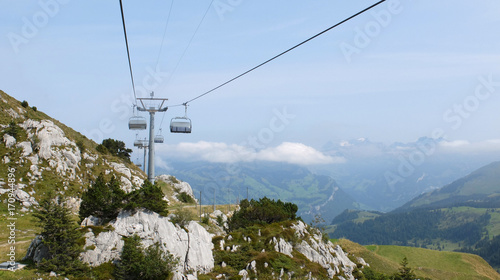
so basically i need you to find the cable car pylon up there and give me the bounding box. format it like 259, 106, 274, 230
131, 92, 168, 183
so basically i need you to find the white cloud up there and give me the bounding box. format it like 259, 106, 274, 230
438, 139, 500, 153
439, 140, 470, 148
256, 142, 344, 165
155, 156, 172, 171
156, 141, 344, 165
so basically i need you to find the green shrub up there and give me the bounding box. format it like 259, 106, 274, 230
21, 100, 29, 107
177, 191, 195, 204
214, 247, 253, 270
96, 144, 108, 154
171, 208, 194, 228
125, 180, 169, 216
362, 267, 391, 280
202, 215, 210, 225
228, 197, 298, 231
90, 262, 116, 280
76, 140, 85, 152
268, 253, 295, 272
4, 121, 21, 139
170, 176, 180, 184
115, 235, 178, 280
216, 215, 224, 227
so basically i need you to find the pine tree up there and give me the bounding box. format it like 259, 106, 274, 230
99, 138, 132, 162
125, 180, 169, 216
80, 174, 125, 223
393, 257, 416, 280
142, 243, 179, 280
115, 236, 179, 280
114, 235, 144, 280
34, 193, 88, 276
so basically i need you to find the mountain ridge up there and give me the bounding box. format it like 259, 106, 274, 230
317, 137, 500, 212
329, 160, 500, 270
161, 160, 359, 224
396, 161, 500, 211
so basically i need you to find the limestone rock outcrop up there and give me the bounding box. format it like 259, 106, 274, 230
156, 174, 197, 202
80, 210, 214, 274
221, 220, 362, 280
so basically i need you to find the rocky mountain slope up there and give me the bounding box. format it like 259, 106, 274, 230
26, 207, 366, 279
0, 90, 145, 214
1, 90, 368, 279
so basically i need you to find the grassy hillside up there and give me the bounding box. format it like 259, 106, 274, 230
330, 207, 500, 267
398, 161, 500, 211
336, 239, 500, 280
330, 161, 500, 270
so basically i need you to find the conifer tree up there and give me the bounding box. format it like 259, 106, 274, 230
34, 193, 88, 275
80, 174, 125, 223
393, 257, 416, 280
125, 180, 169, 216
98, 138, 132, 162
114, 235, 178, 280
142, 242, 179, 280
114, 235, 144, 280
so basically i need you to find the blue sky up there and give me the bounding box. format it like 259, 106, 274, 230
2, 0, 500, 167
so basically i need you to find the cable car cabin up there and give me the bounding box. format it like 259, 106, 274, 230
170, 117, 192, 133
154, 134, 164, 143
128, 116, 147, 130
134, 139, 143, 147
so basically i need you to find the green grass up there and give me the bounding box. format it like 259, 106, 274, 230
353, 210, 381, 223
486, 211, 500, 238
0, 205, 38, 262
336, 239, 500, 280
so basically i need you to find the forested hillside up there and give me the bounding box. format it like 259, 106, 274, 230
329, 161, 500, 270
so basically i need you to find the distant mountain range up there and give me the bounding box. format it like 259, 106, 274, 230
158, 137, 500, 223
329, 161, 500, 269
158, 161, 359, 224
315, 137, 500, 212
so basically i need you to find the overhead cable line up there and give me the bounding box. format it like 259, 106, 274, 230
164, 0, 215, 87
158, 0, 214, 130
179, 0, 387, 106
119, 0, 138, 105
154, 0, 175, 68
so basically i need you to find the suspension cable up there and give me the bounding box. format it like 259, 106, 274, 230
154, 0, 175, 68
180, 0, 387, 106
158, 0, 214, 130
119, 0, 138, 105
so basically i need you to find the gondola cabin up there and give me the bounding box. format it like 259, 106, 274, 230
154, 134, 164, 143
134, 139, 143, 147
170, 117, 192, 133
128, 116, 147, 130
